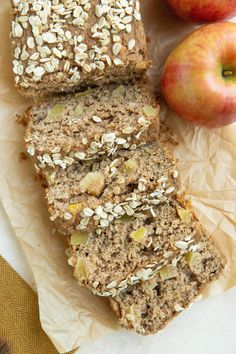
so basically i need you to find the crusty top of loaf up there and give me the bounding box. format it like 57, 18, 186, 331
11, 0, 148, 94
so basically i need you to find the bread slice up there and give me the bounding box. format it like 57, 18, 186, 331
25, 82, 159, 171
109, 202, 225, 335
66, 198, 224, 298
11, 0, 148, 96
45, 142, 179, 235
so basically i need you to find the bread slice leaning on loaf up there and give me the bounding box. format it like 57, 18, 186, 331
45, 141, 179, 235
109, 198, 225, 335
25, 81, 160, 170
67, 197, 224, 299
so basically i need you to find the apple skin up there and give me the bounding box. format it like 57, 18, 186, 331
161, 22, 236, 128
166, 0, 236, 23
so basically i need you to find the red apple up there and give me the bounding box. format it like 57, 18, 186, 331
161, 22, 236, 128
166, 0, 236, 23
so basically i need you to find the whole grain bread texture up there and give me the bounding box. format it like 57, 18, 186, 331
11, 0, 148, 96
66, 198, 224, 297
45, 142, 179, 235
25, 81, 160, 170
109, 199, 225, 334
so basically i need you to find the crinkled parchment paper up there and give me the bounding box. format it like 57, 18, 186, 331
0, 0, 235, 352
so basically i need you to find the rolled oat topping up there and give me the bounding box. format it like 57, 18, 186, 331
11, 0, 147, 95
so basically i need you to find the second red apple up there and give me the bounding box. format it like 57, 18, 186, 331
166, 0, 236, 23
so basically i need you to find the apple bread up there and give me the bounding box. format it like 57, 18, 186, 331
11, 0, 148, 96
45, 142, 179, 235
67, 198, 224, 298
110, 226, 224, 335
25, 82, 159, 171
